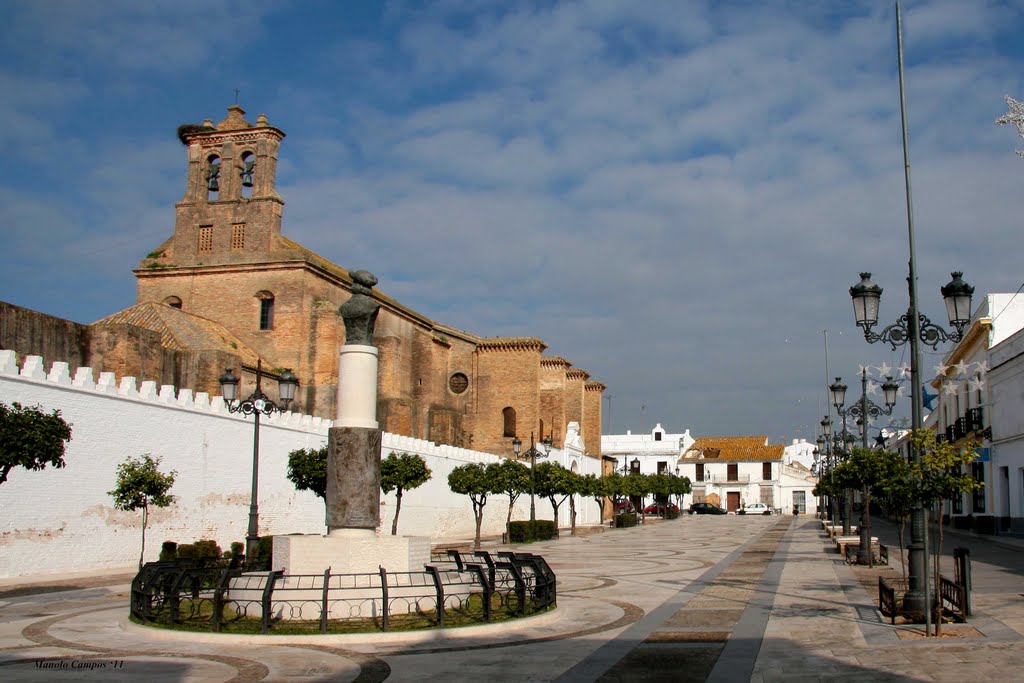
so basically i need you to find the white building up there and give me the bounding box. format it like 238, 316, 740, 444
927, 292, 1024, 534
985, 321, 1024, 533
784, 438, 817, 471
601, 423, 695, 477
677, 436, 818, 515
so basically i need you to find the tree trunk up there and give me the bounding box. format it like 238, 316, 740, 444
934, 503, 944, 637
391, 489, 403, 536
473, 500, 484, 549
139, 504, 148, 570
897, 514, 908, 585
570, 496, 577, 535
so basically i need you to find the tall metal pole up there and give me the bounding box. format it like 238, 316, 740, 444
857, 368, 872, 565
246, 362, 263, 559
896, 0, 931, 629
529, 432, 537, 523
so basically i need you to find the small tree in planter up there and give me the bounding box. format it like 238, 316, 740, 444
910, 429, 981, 636
380, 451, 432, 535
578, 473, 608, 523
534, 462, 576, 533
108, 454, 177, 569
490, 458, 531, 531
833, 447, 904, 566
286, 445, 328, 501
879, 457, 916, 584
448, 462, 495, 549
0, 401, 73, 485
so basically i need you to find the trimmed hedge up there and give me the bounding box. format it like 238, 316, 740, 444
508, 520, 558, 543
615, 513, 639, 528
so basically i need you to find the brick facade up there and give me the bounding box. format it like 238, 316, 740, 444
4, 106, 607, 457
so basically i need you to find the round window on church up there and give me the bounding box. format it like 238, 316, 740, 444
449, 372, 469, 395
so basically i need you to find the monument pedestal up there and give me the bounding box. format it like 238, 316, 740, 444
273, 529, 430, 575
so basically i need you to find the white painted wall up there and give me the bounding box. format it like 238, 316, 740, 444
0, 352, 602, 579
677, 460, 818, 515
988, 326, 1024, 532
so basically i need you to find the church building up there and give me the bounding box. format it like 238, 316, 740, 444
80, 105, 605, 457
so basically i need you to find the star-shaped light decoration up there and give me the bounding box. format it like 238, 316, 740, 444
954, 360, 971, 376
969, 376, 986, 393
877, 362, 892, 378
898, 364, 911, 378
934, 362, 950, 377
858, 363, 870, 377
975, 360, 989, 375
997, 95, 1024, 157
943, 382, 959, 396
896, 384, 907, 398
867, 380, 880, 396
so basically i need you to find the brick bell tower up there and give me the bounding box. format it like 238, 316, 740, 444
163, 105, 286, 266
133, 106, 300, 391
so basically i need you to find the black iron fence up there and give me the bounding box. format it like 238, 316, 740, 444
131, 550, 556, 634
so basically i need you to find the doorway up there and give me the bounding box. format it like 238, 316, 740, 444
793, 491, 806, 514
727, 492, 741, 512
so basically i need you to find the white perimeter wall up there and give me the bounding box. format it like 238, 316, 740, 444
0, 351, 602, 579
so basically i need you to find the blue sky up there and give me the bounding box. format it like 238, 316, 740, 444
3, 0, 1023, 445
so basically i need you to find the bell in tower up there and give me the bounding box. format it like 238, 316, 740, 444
206, 158, 221, 193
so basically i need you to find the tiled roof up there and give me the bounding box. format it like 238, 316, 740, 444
91, 302, 258, 364
680, 436, 784, 462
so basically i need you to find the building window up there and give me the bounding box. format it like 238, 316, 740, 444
657, 461, 666, 474
231, 223, 245, 250
198, 225, 213, 253
502, 407, 516, 438
972, 462, 985, 512
448, 372, 469, 394
763, 462, 772, 481
256, 291, 274, 330
163, 296, 182, 309
654, 431, 662, 441
727, 464, 738, 481
696, 463, 704, 482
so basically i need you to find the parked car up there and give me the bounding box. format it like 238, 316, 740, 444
688, 502, 727, 515
643, 503, 680, 515
738, 503, 773, 515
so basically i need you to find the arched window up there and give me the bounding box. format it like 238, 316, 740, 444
206, 155, 221, 200
163, 296, 182, 309
256, 290, 274, 330
240, 151, 255, 198
502, 407, 517, 438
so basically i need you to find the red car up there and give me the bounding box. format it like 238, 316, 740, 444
643, 503, 680, 515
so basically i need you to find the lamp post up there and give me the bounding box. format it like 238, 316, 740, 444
219, 360, 299, 559
847, 0, 976, 630
830, 370, 898, 563
512, 432, 552, 523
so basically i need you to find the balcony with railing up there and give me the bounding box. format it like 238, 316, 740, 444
707, 474, 750, 484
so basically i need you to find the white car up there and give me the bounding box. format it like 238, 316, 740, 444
738, 503, 772, 515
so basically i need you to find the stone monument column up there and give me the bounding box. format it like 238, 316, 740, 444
271, 269, 429, 577
327, 270, 382, 533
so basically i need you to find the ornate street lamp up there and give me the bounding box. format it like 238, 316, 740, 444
845, 2, 976, 630
219, 360, 298, 559
831, 367, 897, 560
513, 432, 552, 523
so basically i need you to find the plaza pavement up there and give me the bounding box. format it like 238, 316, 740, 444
0, 515, 1021, 682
